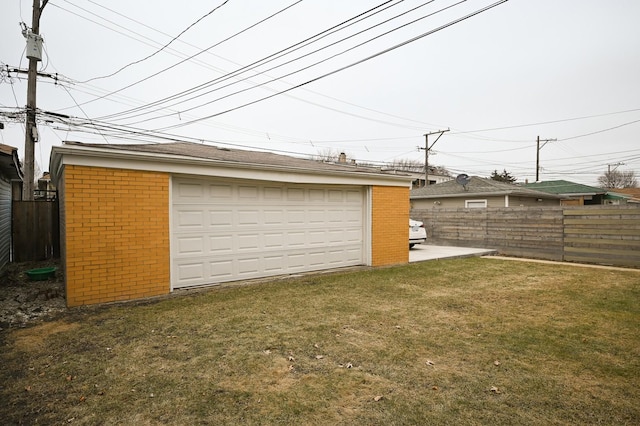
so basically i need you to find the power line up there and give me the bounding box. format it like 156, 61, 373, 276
114, 0, 450, 126
92, 0, 404, 121
77, 0, 233, 84
64, 0, 449, 132
61, 0, 320, 114
152, 0, 510, 132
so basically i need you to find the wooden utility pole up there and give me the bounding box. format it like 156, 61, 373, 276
22, 0, 48, 200
420, 129, 449, 186
535, 135, 556, 182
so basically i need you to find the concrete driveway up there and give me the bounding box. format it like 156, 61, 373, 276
409, 244, 497, 263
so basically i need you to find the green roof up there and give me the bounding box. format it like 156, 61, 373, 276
411, 176, 561, 199
522, 180, 605, 195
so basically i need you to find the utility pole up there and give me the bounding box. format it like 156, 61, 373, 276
607, 162, 624, 174
535, 135, 556, 182
22, 0, 48, 201
419, 129, 449, 186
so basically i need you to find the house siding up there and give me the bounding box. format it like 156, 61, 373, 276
412, 196, 558, 209
371, 185, 409, 266
0, 179, 11, 270
63, 165, 170, 306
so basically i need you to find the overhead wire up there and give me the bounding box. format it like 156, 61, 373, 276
82, 0, 449, 132
114, 0, 450, 126
92, 0, 404, 121
150, 0, 509, 132
77, 0, 233, 84
52, 0, 441, 134
60, 0, 313, 112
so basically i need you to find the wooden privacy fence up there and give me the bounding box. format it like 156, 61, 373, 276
563, 206, 640, 267
410, 205, 640, 268
12, 200, 60, 262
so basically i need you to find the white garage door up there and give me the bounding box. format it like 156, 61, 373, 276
171, 177, 364, 289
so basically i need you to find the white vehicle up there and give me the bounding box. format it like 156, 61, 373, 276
409, 219, 427, 248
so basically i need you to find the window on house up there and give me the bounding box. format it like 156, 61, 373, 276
465, 200, 487, 208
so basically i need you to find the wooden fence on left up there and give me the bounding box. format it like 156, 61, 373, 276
12, 200, 60, 262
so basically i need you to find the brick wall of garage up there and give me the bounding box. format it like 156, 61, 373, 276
62, 165, 170, 306
371, 185, 409, 266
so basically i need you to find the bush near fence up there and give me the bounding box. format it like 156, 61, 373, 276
411, 205, 640, 268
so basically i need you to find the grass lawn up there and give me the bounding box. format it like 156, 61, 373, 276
1, 257, 639, 425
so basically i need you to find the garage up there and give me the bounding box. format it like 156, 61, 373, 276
172, 177, 365, 288
51, 141, 411, 306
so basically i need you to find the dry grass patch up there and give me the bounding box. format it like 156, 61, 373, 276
1, 258, 639, 425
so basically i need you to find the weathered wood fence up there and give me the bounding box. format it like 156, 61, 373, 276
12, 200, 60, 262
411, 205, 640, 268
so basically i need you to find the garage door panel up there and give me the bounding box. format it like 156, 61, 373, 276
209, 210, 233, 226
307, 209, 326, 224
309, 189, 325, 201
264, 186, 283, 199
237, 257, 260, 275
177, 182, 204, 198
172, 178, 364, 289
178, 262, 205, 281
345, 208, 362, 222
308, 230, 327, 245
176, 210, 205, 229
237, 233, 260, 250
327, 209, 346, 223
287, 188, 305, 201
287, 210, 306, 224
346, 190, 361, 202
343, 228, 362, 242
288, 231, 306, 246
264, 255, 285, 271
328, 190, 344, 202
210, 235, 233, 253
264, 232, 285, 248
264, 210, 285, 225
238, 185, 258, 198
287, 253, 306, 269
209, 260, 233, 279
177, 236, 204, 255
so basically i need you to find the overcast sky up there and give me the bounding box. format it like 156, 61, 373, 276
1, 0, 639, 185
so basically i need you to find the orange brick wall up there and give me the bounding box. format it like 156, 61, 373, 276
371, 185, 409, 266
62, 165, 170, 306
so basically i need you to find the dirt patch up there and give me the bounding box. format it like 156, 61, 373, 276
12, 321, 78, 351
0, 261, 66, 331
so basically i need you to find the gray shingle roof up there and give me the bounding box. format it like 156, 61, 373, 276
61, 141, 405, 177
410, 176, 561, 199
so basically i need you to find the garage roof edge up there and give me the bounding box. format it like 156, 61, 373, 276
50, 142, 412, 186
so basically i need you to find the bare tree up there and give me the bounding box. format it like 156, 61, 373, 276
312, 148, 349, 162
597, 170, 638, 188
389, 158, 424, 172
387, 159, 451, 176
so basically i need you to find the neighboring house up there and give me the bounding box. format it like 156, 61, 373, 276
403, 171, 453, 189
50, 141, 413, 307
35, 171, 57, 200
410, 176, 561, 209
523, 180, 633, 205
604, 188, 640, 204
0, 144, 24, 270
